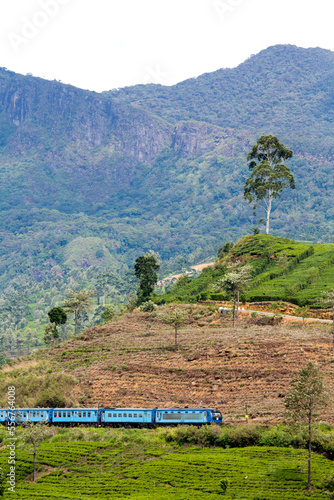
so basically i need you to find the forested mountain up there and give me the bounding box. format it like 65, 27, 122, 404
0, 44, 333, 341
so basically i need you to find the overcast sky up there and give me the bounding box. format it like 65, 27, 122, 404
1, 0, 333, 92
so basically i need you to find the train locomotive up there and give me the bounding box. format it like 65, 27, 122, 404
0, 407, 222, 427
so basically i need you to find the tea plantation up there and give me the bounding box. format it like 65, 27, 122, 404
159, 235, 334, 307
1, 427, 334, 499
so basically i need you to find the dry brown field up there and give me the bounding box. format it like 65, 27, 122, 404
34, 304, 334, 424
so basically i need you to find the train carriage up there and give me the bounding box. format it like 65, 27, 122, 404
155, 408, 222, 425
51, 408, 98, 425
101, 408, 154, 427
2, 408, 50, 424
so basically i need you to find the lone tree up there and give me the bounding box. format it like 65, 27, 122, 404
320, 289, 334, 353
21, 422, 55, 482
244, 135, 295, 234
285, 362, 328, 491
134, 252, 160, 305
159, 308, 188, 350
63, 289, 95, 335
213, 264, 252, 327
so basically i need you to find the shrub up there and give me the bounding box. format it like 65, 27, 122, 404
35, 393, 66, 408
139, 300, 157, 312
322, 473, 334, 495
219, 478, 229, 494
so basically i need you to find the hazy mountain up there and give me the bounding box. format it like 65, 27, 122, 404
0, 44, 333, 291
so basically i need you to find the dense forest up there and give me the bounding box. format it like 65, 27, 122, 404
0, 44, 333, 356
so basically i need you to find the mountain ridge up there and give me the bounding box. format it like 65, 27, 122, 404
0, 44, 333, 297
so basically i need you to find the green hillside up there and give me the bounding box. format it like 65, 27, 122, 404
158, 235, 334, 307
1, 426, 334, 499
0, 44, 334, 297
1, 45, 334, 358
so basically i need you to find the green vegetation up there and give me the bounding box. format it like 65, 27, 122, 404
159, 235, 334, 308
0, 46, 334, 362
1, 425, 334, 498
244, 134, 295, 234
134, 252, 160, 305
158, 308, 189, 350
285, 362, 328, 490
0, 362, 76, 408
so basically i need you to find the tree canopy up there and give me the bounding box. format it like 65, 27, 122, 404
47, 307, 67, 327
134, 252, 160, 305
159, 308, 188, 350
244, 135, 295, 234
63, 289, 95, 335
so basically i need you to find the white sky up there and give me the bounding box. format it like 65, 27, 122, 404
1, 0, 333, 92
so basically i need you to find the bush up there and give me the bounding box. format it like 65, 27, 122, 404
322, 473, 334, 495
35, 393, 66, 408
140, 300, 157, 312
219, 478, 229, 494
101, 306, 116, 322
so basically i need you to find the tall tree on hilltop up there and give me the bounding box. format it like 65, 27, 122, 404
134, 252, 160, 305
244, 135, 295, 234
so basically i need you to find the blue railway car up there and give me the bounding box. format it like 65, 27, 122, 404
155, 408, 222, 425
100, 408, 154, 427
51, 408, 98, 426
3, 408, 50, 424
0, 409, 8, 424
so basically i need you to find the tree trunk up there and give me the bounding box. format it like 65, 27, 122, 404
33, 447, 36, 481
236, 291, 239, 319
175, 326, 178, 350
266, 194, 273, 235
75, 311, 78, 336
332, 305, 334, 355
308, 411, 312, 490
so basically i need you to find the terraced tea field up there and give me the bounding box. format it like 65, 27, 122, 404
1, 440, 332, 499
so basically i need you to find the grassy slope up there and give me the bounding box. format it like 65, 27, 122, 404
158, 235, 334, 307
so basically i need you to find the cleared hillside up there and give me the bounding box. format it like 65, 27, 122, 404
1, 304, 334, 424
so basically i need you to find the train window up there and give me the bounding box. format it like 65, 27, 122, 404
113, 413, 117, 417
68, 412, 71, 418
118, 413, 121, 417
123, 413, 127, 417
62, 412, 65, 418
139, 414, 143, 418
134, 413, 137, 418
33, 412, 36, 417
108, 413, 112, 418
129, 414, 132, 418
83, 412, 86, 417
78, 412, 82, 418
87, 412, 91, 418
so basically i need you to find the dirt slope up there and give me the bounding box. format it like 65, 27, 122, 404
32, 305, 334, 425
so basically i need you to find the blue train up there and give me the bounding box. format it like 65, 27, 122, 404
0, 407, 222, 426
